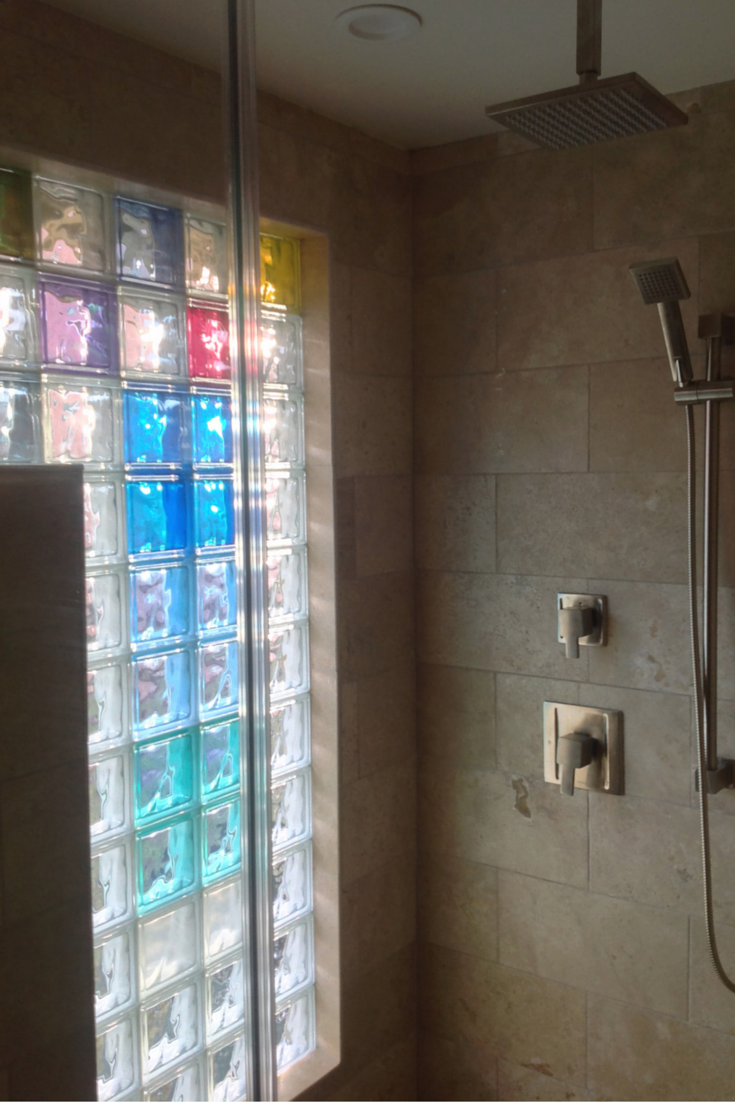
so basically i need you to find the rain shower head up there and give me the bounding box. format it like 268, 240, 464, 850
485, 0, 688, 149
629, 258, 694, 385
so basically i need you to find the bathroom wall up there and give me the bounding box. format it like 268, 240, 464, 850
413, 85, 735, 1100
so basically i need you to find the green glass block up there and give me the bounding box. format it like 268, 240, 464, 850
134, 730, 196, 825
260, 234, 300, 311
0, 169, 33, 260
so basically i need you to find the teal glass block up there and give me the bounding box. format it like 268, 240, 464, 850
137, 814, 197, 913
201, 719, 240, 804
134, 730, 195, 825
202, 798, 240, 884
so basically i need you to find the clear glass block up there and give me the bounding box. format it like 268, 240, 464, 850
185, 215, 227, 297
271, 695, 310, 778
137, 814, 197, 913
124, 387, 190, 467
94, 926, 136, 1021
202, 799, 241, 884
267, 546, 307, 622
0, 262, 37, 366
260, 234, 300, 311
84, 477, 125, 562
127, 476, 189, 557
261, 311, 302, 388
197, 558, 236, 634
203, 877, 243, 964
269, 620, 309, 701
43, 376, 119, 467
116, 197, 184, 287
0, 167, 33, 261
187, 303, 230, 383
145, 1059, 204, 1102
199, 638, 238, 719
265, 471, 306, 546
0, 375, 41, 463
39, 275, 117, 374
139, 899, 199, 996
208, 1034, 247, 1102
206, 958, 244, 1042
273, 915, 314, 1001
89, 751, 129, 841
131, 563, 191, 647
143, 981, 200, 1081
271, 769, 311, 853
275, 987, 315, 1073
194, 477, 234, 550
132, 648, 193, 736
119, 288, 186, 380
264, 390, 303, 467
91, 838, 133, 933
36, 177, 108, 271
272, 843, 312, 929
191, 390, 233, 467
134, 729, 195, 824
88, 658, 127, 750
201, 719, 240, 804
96, 1014, 138, 1101
86, 568, 126, 654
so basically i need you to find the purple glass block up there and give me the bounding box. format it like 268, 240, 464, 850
39, 276, 117, 375
116, 197, 184, 288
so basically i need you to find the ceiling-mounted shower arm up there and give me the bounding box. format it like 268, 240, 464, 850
577, 0, 602, 84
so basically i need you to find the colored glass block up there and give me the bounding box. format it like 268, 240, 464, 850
271, 696, 310, 777
0, 168, 33, 260
197, 558, 236, 633
139, 900, 198, 996
209, 1036, 247, 1102
94, 928, 135, 1021
132, 648, 193, 735
199, 639, 238, 718
124, 387, 189, 466
191, 391, 232, 465
264, 391, 303, 466
36, 177, 107, 271
39, 276, 117, 374
91, 840, 132, 932
201, 720, 240, 803
89, 752, 129, 840
275, 988, 314, 1072
87, 659, 127, 749
43, 378, 118, 466
271, 771, 310, 852
186, 215, 227, 296
265, 471, 305, 545
260, 233, 300, 310
134, 730, 195, 823
96, 1016, 137, 1102
267, 547, 307, 622
272, 844, 311, 928
269, 620, 309, 700
261, 311, 302, 388
143, 981, 200, 1078
86, 569, 125, 653
194, 477, 234, 550
131, 563, 191, 646
0, 377, 40, 463
127, 477, 188, 556
84, 477, 124, 561
116, 197, 184, 286
203, 877, 242, 963
146, 1061, 203, 1102
206, 958, 244, 1041
120, 289, 186, 380
137, 815, 197, 911
0, 263, 37, 365
274, 916, 314, 1000
202, 799, 241, 883
187, 304, 230, 382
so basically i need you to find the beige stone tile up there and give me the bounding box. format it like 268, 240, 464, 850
421, 944, 587, 1086
330, 154, 412, 276
335, 478, 356, 583
339, 680, 359, 786
356, 850, 416, 972
341, 944, 416, 1071
341, 758, 416, 885
706, 810, 735, 925
419, 761, 588, 888
277, 130, 341, 232
327, 1035, 417, 1102
354, 475, 412, 577
258, 122, 280, 219
328, 259, 351, 375
6, 1024, 97, 1102
588, 994, 735, 1101
718, 472, 735, 589
717, 587, 735, 701
417, 571, 591, 681
498, 871, 688, 1016
350, 267, 411, 376
411, 134, 499, 176
357, 662, 415, 777
415, 367, 588, 475
333, 374, 412, 478
415, 475, 496, 574
497, 238, 699, 371
339, 572, 414, 681
496, 674, 580, 779
701, 78, 735, 113
689, 915, 735, 1032
340, 880, 361, 987
418, 851, 498, 963
418, 664, 496, 767
413, 269, 497, 377
418, 1031, 498, 1101
497, 1060, 591, 1101
412, 160, 488, 276
699, 230, 735, 315
303, 353, 333, 469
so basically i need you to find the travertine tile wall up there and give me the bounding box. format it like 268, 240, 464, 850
413, 86, 735, 1101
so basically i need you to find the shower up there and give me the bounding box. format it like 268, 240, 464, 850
631, 257, 735, 993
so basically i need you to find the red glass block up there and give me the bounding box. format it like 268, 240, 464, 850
187, 303, 230, 382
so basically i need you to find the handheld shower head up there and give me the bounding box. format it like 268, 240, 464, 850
629, 258, 693, 385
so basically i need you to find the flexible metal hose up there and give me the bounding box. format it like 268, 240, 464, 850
686, 403, 735, 992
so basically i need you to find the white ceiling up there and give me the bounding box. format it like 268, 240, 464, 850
43, 0, 735, 148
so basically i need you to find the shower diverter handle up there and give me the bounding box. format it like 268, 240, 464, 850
559, 605, 594, 659
556, 731, 596, 796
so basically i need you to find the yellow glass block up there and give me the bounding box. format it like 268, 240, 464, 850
0, 168, 33, 261
260, 234, 300, 310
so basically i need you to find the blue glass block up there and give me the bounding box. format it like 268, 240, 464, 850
197, 559, 236, 634
132, 648, 193, 736
192, 392, 232, 466
127, 477, 188, 556
194, 478, 234, 550
131, 563, 191, 645
199, 639, 239, 719
137, 814, 197, 912
201, 720, 240, 803
124, 388, 188, 466
116, 197, 184, 287
134, 730, 195, 824
202, 799, 241, 884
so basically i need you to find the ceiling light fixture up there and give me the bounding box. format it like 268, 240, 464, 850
335, 4, 422, 43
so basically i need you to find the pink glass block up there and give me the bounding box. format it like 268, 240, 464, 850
187, 304, 230, 383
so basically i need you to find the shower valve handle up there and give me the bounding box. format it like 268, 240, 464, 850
557, 731, 596, 796
559, 605, 594, 659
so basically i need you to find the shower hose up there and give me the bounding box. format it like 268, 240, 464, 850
686, 404, 735, 992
